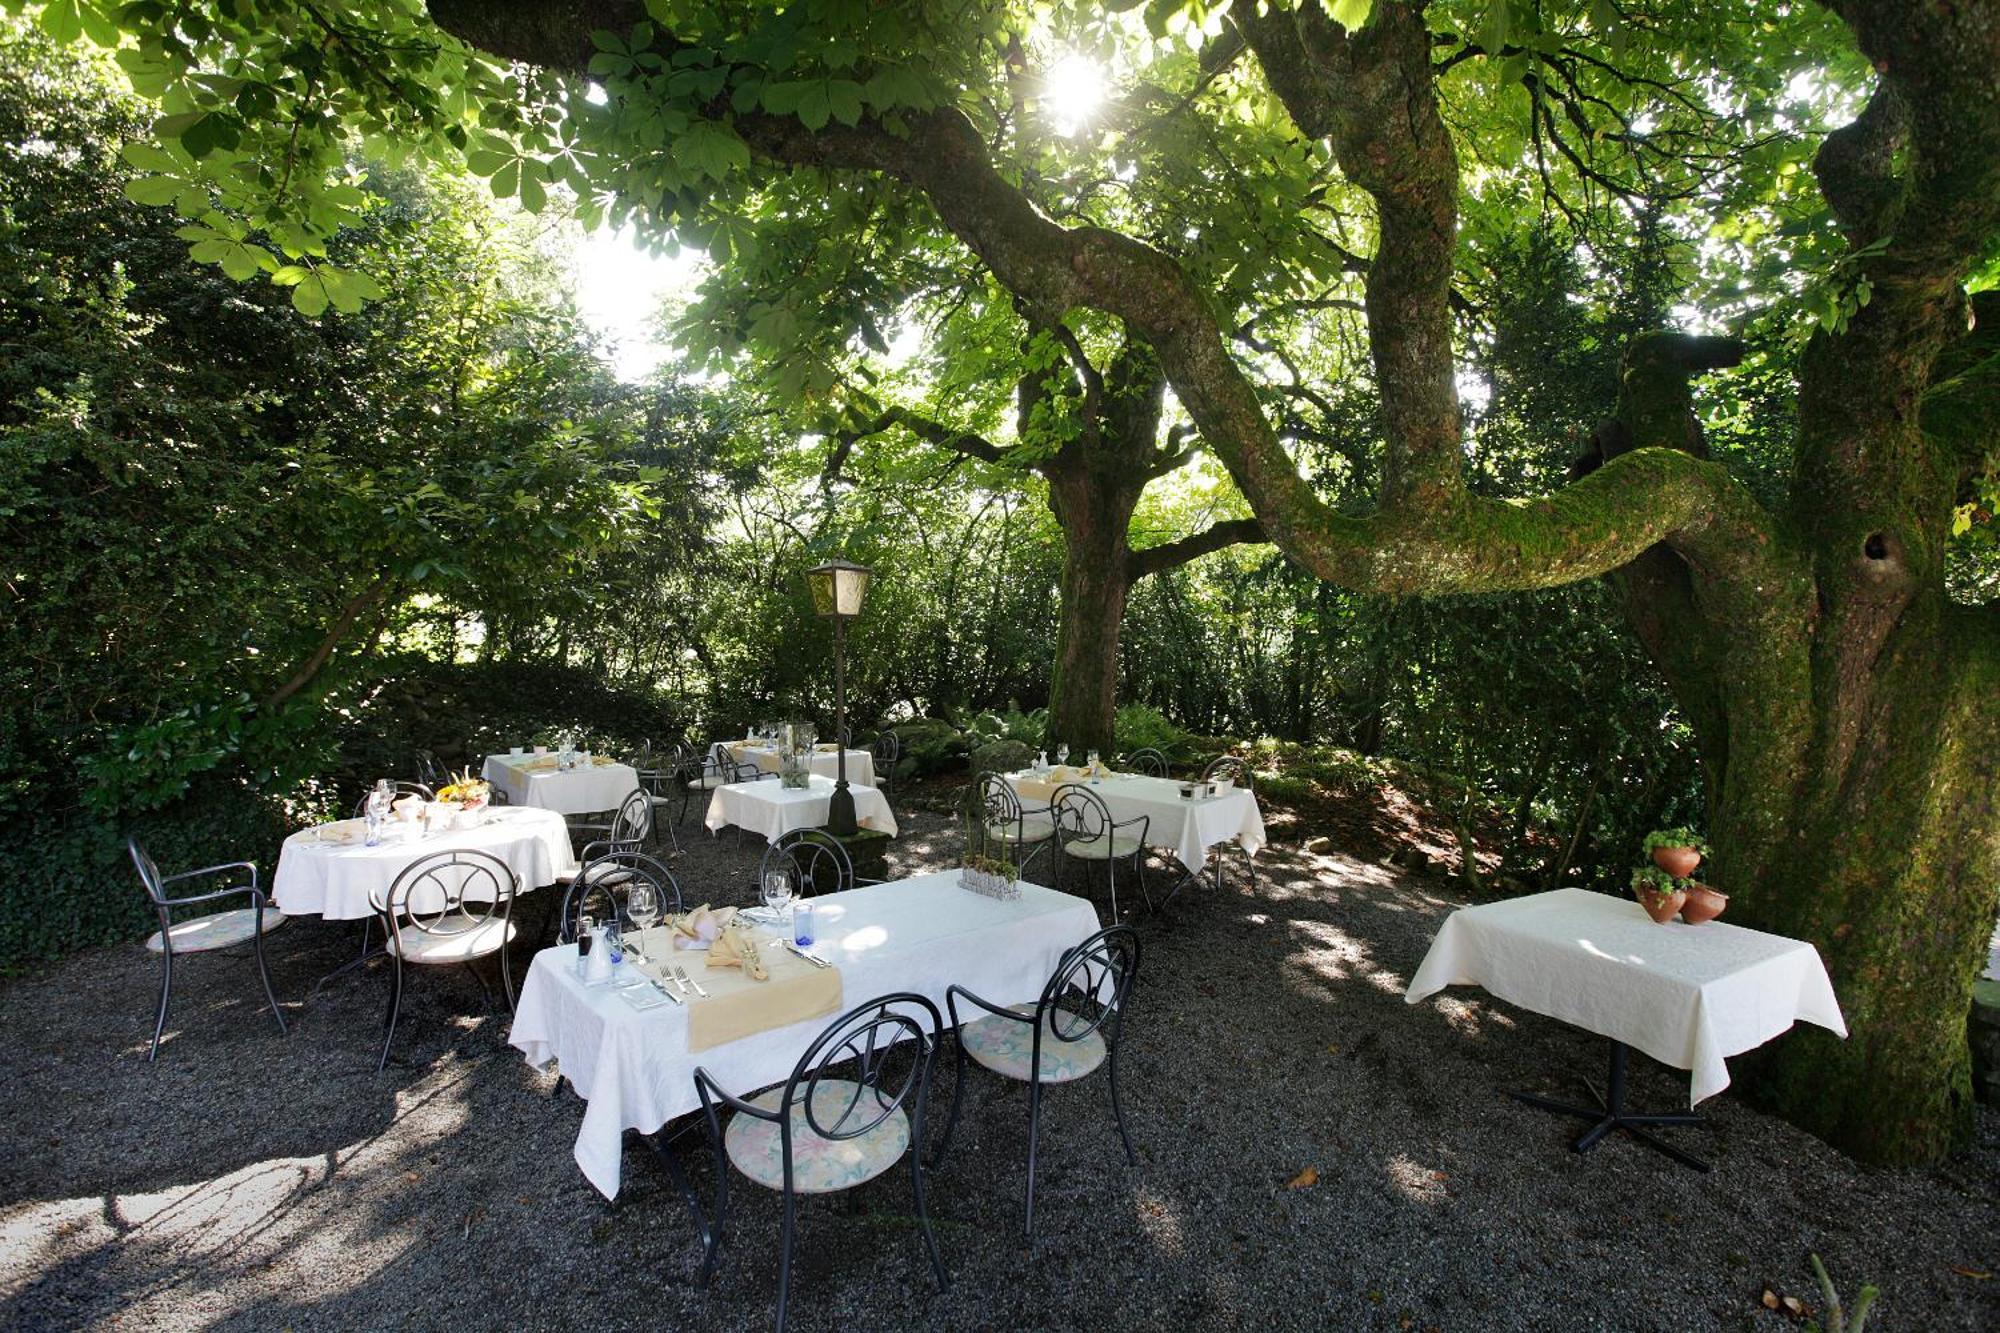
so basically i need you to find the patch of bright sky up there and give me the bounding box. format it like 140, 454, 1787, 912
574, 224, 708, 381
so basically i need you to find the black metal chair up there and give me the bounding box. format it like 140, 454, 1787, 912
350, 780, 434, 818
635, 765, 684, 854
1121, 747, 1170, 778
415, 751, 448, 790
565, 787, 654, 866
1199, 755, 1258, 890
832, 723, 853, 750
557, 849, 685, 944
931, 925, 1141, 1238
370, 848, 518, 1072
679, 743, 756, 825
694, 993, 948, 1331
871, 730, 901, 805
977, 772, 1055, 879
758, 828, 879, 900
127, 836, 288, 1061
1050, 783, 1152, 920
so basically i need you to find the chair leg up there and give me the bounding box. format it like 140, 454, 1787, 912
911, 1145, 948, 1292
375, 959, 404, 1073
1131, 851, 1154, 914
500, 939, 517, 1011
928, 1031, 972, 1170
1023, 1079, 1044, 1240
1107, 1046, 1137, 1166
253, 917, 287, 1036
699, 1136, 731, 1287
150, 950, 173, 1062
775, 1189, 797, 1333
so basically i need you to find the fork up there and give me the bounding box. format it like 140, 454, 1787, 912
675, 964, 709, 998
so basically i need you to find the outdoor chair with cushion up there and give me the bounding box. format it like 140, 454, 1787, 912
977, 772, 1055, 880
930, 925, 1140, 1238
1050, 782, 1152, 920
128, 835, 288, 1061
694, 993, 947, 1332
370, 847, 518, 1072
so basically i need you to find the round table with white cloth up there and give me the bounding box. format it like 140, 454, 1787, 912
273, 806, 577, 921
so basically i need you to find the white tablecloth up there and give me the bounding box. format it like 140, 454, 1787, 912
704, 773, 899, 839
272, 807, 576, 921
482, 754, 640, 816
1405, 887, 1846, 1105
511, 872, 1102, 1198
725, 742, 875, 788
1005, 772, 1265, 872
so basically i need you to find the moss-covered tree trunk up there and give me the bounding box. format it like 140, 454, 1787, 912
1044, 461, 1141, 756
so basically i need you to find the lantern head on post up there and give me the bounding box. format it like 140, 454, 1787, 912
806, 558, 872, 837
806, 558, 872, 620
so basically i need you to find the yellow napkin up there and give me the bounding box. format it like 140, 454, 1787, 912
706, 924, 769, 980
814, 743, 839, 752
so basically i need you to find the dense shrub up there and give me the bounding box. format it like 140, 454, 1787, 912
890, 719, 969, 777
968, 739, 1036, 776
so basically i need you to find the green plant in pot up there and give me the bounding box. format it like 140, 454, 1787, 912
1630, 866, 1690, 924
1642, 827, 1710, 880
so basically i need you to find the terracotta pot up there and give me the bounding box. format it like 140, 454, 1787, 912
1652, 845, 1702, 878
1634, 886, 1687, 924
1680, 883, 1728, 925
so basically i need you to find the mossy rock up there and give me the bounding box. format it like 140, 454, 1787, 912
886, 718, 968, 777
969, 739, 1035, 776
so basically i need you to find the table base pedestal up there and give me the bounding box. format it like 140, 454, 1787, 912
1509, 1039, 1710, 1173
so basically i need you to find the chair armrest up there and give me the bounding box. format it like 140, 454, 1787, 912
161, 860, 259, 889
1112, 814, 1150, 842
161, 883, 266, 908
693, 1067, 781, 1121
945, 983, 1032, 1031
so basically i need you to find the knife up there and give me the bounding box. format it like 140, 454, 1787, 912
784, 942, 832, 968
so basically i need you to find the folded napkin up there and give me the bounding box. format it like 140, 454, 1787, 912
391, 794, 425, 821
310, 819, 363, 846
629, 925, 844, 1051
667, 903, 737, 949
814, 743, 839, 752
706, 924, 769, 981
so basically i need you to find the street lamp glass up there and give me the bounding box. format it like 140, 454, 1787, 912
807, 559, 872, 618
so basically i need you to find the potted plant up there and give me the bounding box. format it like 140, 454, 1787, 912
1681, 882, 1729, 925
1630, 866, 1689, 924
1642, 827, 1709, 879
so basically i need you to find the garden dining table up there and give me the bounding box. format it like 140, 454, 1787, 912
723, 740, 876, 788
272, 805, 576, 922
1405, 887, 1846, 1171
704, 773, 899, 841
481, 752, 640, 816
510, 870, 1101, 1199
1003, 770, 1266, 877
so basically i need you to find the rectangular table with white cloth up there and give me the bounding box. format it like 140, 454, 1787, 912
273, 805, 577, 921
724, 741, 876, 788
1405, 887, 1846, 1171
1004, 770, 1265, 879
704, 773, 899, 841
510, 871, 1102, 1198
482, 753, 641, 816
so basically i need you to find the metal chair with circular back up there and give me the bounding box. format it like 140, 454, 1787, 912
694, 993, 948, 1332
127, 836, 288, 1062
557, 849, 685, 945
930, 924, 1141, 1237
1121, 747, 1170, 778
634, 764, 684, 855
679, 743, 756, 826
415, 752, 448, 790
350, 780, 434, 818
370, 847, 519, 1072
758, 828, 880, 901
1199, 754, 1258, 891
870, 730, 901, 806
976, 772, 1055, 879
1049, 782, 1153, 920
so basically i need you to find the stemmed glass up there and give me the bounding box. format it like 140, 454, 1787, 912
762, 871, 793, 932
626, 882, 660, 960
1055, 743, 1070, 767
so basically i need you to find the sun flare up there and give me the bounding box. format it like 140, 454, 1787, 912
1042, 53, 1108, 136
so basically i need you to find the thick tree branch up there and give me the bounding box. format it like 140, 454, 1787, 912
1127, 518, 1267, 581
826, 406, 1011, 483
262, 574, 395, 710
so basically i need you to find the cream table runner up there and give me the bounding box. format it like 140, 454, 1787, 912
625, 927, 844, 1052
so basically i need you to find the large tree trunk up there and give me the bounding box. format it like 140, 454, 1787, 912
1043, 460, 1142, 757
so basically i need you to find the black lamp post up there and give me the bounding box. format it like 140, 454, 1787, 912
806, 557, 872, 837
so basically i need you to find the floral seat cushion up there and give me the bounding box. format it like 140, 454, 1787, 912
145, 907, 285, 954
1059, 830, 1145, 861
724, 1079, 912, 1194
960, 1005, 1107, 1084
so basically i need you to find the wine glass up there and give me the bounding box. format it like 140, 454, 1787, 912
626, 882, 660, 957
762, 871, 794, 930
1055, 743, 1070, 767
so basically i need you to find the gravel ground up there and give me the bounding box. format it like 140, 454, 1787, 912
3, 787, 1996, 1332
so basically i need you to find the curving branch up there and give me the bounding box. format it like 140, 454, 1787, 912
1128, 518, 1267, 581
